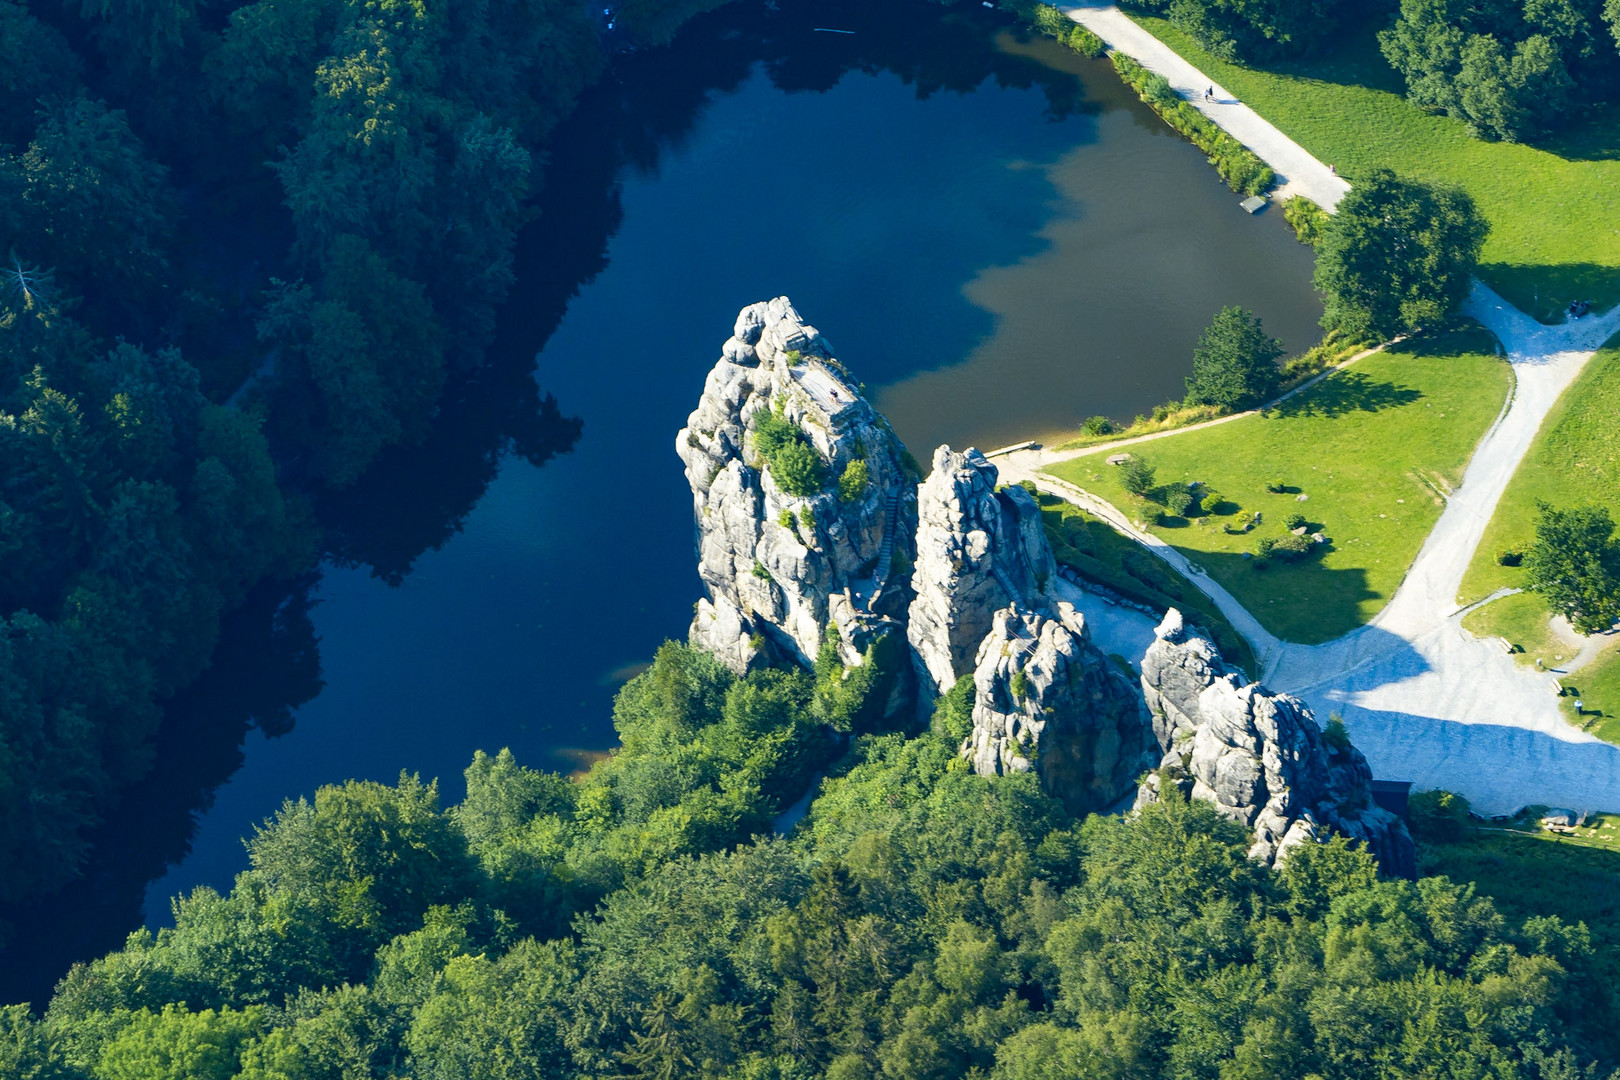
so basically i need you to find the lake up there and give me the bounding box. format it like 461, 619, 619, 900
1, 0, 1321, 1004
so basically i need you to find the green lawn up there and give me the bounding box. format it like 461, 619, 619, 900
1461, 336, 1620, 603
1564, 645, 1620, 742
1460, 590, 1578, 670
1045, 325, 1511, 643
1136, 16, 1620, 321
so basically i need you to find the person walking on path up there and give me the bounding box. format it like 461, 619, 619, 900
1205, 86, 1213, 101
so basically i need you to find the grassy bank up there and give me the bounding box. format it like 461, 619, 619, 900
1108, 52, 1273, 196
1045, 325, 1511, 643
1056, 332, 1371, 451
1133, 15, 1620, 321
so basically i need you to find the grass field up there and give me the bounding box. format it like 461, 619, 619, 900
1460, 336, 1620, 602
1136, 17, 1620, 321
1452, 335, 1620, 740
1045, 324, 1510, 643
1460, 590, 1578, 669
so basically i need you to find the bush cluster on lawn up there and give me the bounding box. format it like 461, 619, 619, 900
1256, 532, 1316, 562
1110, 53, 1275, 195
1120, 456, 1157, 496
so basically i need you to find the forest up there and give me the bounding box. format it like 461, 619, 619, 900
2, 643, 1614, 1079
3, 0, 1619, 1075
0, 0, 731, 922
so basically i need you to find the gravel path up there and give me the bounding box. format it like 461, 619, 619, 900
1061, 3, 1352, 208
998, 282, 1620, 813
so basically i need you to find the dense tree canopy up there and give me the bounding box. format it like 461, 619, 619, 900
1525, 503, 1620, 634
1119, 0, 1368, 61
0, 0, 706, 922
1313, 169, 1489, 340
1381, 0, 1620, 140
1183, 305, 1283, 411
1, 650, 1611, 1080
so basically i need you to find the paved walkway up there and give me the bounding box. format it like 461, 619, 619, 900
999, 283, 1620, 814
1062, 3, 1352, 209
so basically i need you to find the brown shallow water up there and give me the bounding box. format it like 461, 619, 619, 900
875, 34, 1322, 454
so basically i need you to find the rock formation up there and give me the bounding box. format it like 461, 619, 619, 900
677, 298, 918, 676
965, 604, 1157, 815
1138, 610, 1416, 877
907, 446, 1056, 697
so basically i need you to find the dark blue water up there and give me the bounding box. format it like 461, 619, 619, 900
1, 0, 1323, 1000
147, 6, 1321, 915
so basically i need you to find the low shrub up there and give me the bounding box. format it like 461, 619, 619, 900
1265, 478, 1288, 493
779, 508, 797, 529
1498, 548, 1524, 567
1284, 512, 1307, 530
1322, 714, 1352, 752
1279, 329, 1370, 384
1121, 457, 1157, 496
838, 458, 870, 503
1111, 54, 1274, 196
752, 559, 771, 580
1408, 789, 1473, 844
1283, 195, 1329, 247
1081, 414, 1116, 436
1023, 2, 1108, 58
754, 406, 827, 496
1163, 487, 1197, 517
1271, 533, 1315, 561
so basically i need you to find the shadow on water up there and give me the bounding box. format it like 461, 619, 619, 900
1270, 369, 1422, 419
0, 578, 323, 1008
0, 0, 1139, 1005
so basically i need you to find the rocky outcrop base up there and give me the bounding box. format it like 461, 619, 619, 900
966, 604, 1155, 816
1137, 610, 1416, 877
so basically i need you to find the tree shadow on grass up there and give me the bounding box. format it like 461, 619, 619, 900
1270, 369, 1421, 420
1195, 548, 1382, 644
1528, 102, 1620, 163
1480, 263, 1620, 323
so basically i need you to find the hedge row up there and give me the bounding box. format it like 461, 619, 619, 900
1023, 2, 1108, 58
1109, 53, 1275, 196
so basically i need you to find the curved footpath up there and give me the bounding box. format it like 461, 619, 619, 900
1000, 285, 1620, 815
1061, 3, 1350, 209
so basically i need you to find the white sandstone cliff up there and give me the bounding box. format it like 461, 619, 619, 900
676, 297, 918, 675
1138, 610, 1417, 877
906, 446, 1056, 697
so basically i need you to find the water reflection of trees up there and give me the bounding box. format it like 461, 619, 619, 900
0, 578, 322, 1007
0, 0, 1114, 1006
